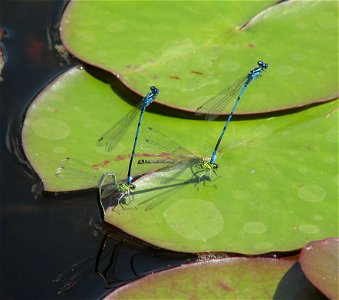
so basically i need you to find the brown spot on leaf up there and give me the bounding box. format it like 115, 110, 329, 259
93, 159, 113, 169
114, 155, 127, 161
217, 280, 234, 292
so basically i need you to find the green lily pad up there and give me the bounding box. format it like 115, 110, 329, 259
22, 66, 140, 192
60, 1, 338, 113
105, 257, 300, 299
106, 103, 338, 254
22, 67, 337, 254
300, 238, 339, 300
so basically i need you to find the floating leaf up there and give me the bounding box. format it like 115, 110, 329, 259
105, 257, 307, 300
22, 66, 154, 192
300, 238, 339, 300
105, 101, 338, 254
60, 1, 338, 113
22, 67, 338, 254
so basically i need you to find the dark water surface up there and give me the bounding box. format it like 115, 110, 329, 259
0, 1, 193, 298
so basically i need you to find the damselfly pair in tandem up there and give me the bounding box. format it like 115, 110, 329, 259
55, 61, 269, 215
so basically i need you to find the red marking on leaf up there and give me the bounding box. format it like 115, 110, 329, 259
248, 43, 255, 48
114, 152, 173, 161
159, 152, 172, 157
191, 70, 203, 75
115, 155, 127, 161
92, 159, 114, 169
141, 152, 172, 158
102, 160, 110, 166
141, 153, 153, 157
169, 75, 180, 80
217, 280, 234, 292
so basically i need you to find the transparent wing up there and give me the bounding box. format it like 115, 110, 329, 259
140, 127, 198, 161
54, 256, 95, 295
136, 127, 203, 179
55, 158, 116, 196
97, 104, 140, 152
55, 157, 103, 186
195, 76, 247, 120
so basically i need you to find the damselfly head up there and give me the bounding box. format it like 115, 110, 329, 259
150, 86, 159, 95
212, 163, 219, 169
258, 61, 268, 69
130, 184, 136, 190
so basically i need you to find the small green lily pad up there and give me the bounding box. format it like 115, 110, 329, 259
105, 257, 299, 299
22, 67, 337, 254
300, 238, 339, 300
60, 1, 338, 113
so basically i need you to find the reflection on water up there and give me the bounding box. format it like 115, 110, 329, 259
54, 225, 195, 296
